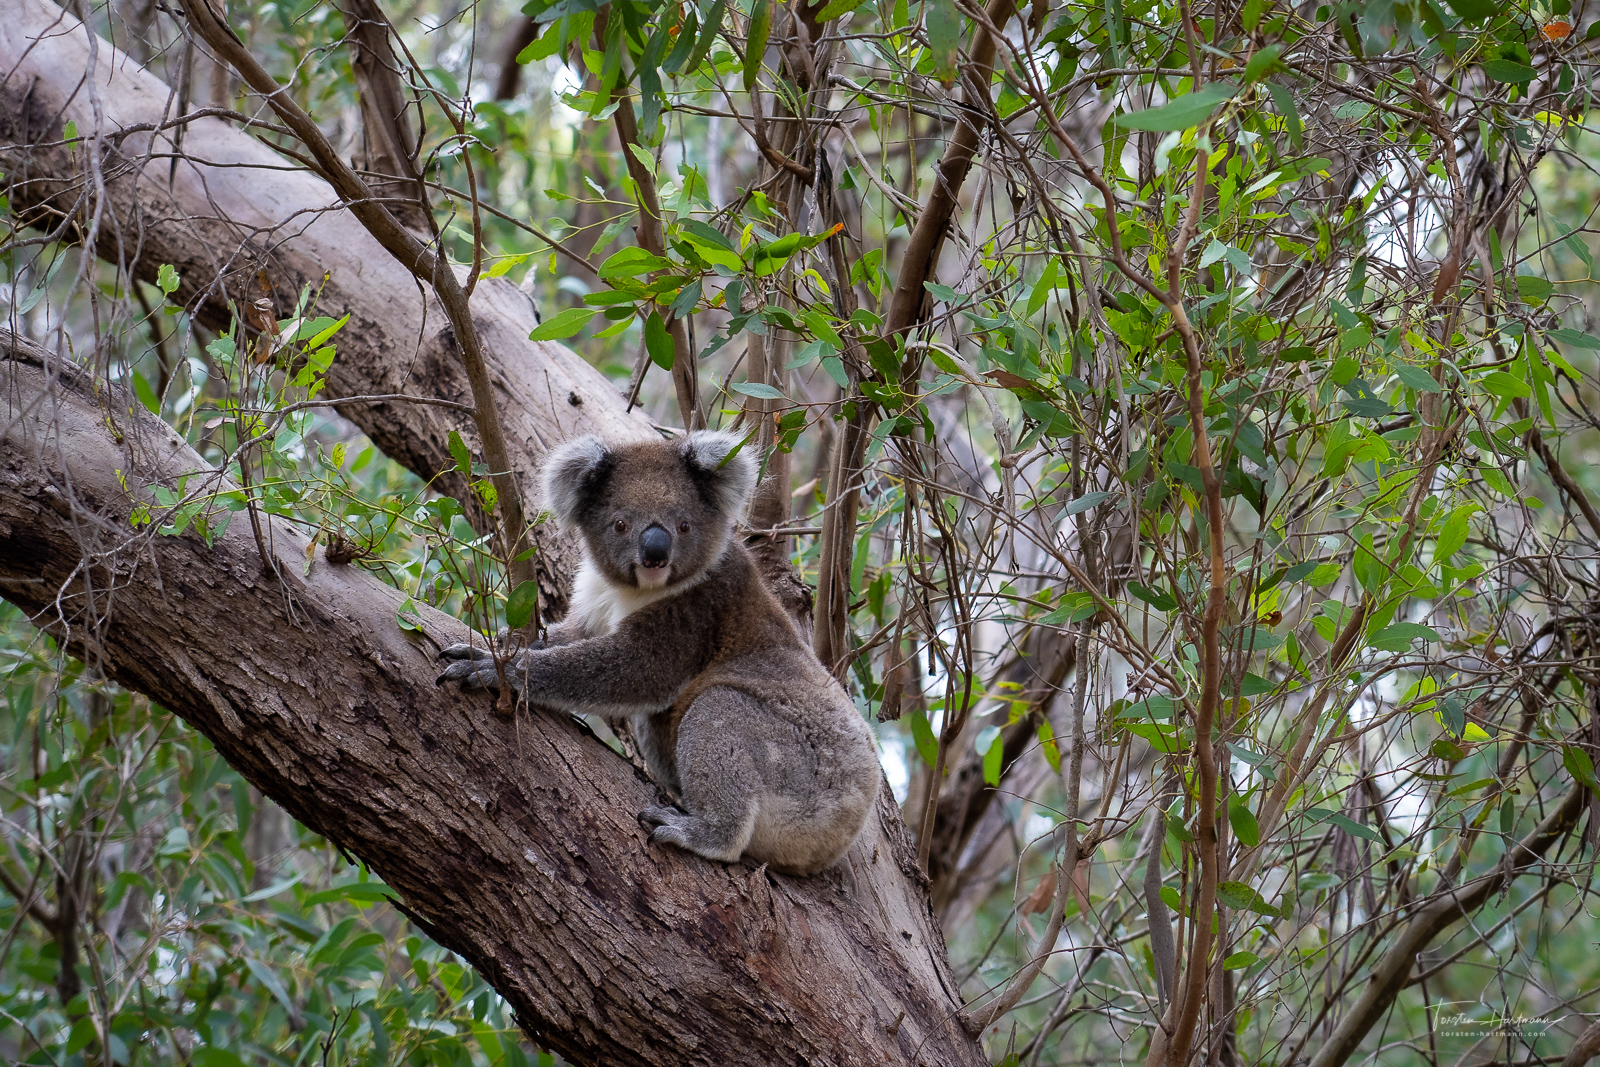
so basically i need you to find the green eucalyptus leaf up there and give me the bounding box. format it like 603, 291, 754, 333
1228, 795, 1261, 847
528, 306, 596, 340
1217, 880, 1284, 917
685, 0, 728, 71
1116, 82, 1238, 131
1483, 59, 1537, 83
506, 580, 540, 630
925, 0, 964, 83
645, 311, 675, 370
447, 430, 472, 477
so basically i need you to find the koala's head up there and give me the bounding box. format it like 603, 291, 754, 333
540, 431, 756, 590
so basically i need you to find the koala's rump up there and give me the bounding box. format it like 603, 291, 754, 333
666, 653, 880, 872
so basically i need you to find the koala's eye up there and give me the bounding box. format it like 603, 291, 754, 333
613, 519, 629, 534
678, 521, 691, 535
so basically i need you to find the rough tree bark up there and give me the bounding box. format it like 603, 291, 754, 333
0, 6, 987, 1064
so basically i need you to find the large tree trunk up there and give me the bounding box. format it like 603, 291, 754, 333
0, 5, 986, 1064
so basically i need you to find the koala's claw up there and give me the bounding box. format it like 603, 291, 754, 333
641, 806, 743, 863
639, 805, 682, 828
642, 806, 692, 849
434, 644, 502, 690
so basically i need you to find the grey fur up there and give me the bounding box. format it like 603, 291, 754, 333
679, 430, 756, 522
539, 433, 610, 530
439, 432, 880, 875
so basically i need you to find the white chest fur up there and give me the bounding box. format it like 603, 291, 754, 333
570, 556, 677, 636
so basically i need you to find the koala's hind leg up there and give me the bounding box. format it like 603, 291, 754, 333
640, 688, 760, 865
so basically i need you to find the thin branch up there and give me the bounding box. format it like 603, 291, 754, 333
178, 0, 536, 601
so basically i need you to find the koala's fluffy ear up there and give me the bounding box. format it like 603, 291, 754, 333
682, 430, 757, 520
540, 435, 612, 529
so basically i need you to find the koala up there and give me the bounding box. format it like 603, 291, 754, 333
436, 430, 881, 876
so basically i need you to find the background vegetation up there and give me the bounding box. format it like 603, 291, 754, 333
5, 0, 1600, 1063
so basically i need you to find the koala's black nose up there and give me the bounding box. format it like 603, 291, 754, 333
640, 524, 672, 567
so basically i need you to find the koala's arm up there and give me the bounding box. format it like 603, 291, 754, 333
438, 609, 708, 718
516, 626, 705, 716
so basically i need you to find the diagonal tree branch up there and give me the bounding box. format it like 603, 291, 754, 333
493, 17, 540, 102
336, 0, 433, 236
1566, 1017, 1600, 1067
884, 0, 1016, 339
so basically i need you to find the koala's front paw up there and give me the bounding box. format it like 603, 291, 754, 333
435, 644, 504, 690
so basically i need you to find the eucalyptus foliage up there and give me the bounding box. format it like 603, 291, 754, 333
6, 0, 1600, 1063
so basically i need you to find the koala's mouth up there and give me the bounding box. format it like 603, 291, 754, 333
635, 560, 672, 588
